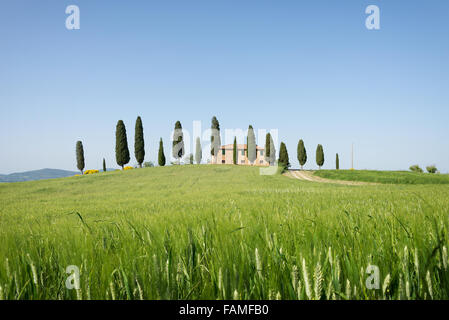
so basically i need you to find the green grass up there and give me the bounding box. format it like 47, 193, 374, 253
314, 169, 449, 185
0, 165, 449, 300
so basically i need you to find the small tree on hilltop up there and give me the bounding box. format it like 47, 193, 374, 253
247, 125, 257, 165
210, 116, 221, 164
189, 153, 194, 164
103, 158, 106, 172
172, 121, 184, 164
278, 142, 290, 170
233, 137, 237, 165
410, 164, 423, 173
336, 153, 339, 170
297, 139, 307, 170
134, 116, 145, 168
195, 137, 202, 164
316, 144, 324, 169
426, 165, 437, 174
158, 138, 166, 166
76, 141, 85, 174
115, 120, 130, 170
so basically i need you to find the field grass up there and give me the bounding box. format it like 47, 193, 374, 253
1, 165, 449, 300
314, 170, 449, 185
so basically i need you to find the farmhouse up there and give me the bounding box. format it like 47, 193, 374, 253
212, 144, 269, 165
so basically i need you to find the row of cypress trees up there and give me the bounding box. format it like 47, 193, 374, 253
296, 140, 340, 170
76, 116, 156, 174
75, 115, 338, 173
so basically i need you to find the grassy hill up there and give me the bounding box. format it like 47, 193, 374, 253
0, 168, 78, 183
314, 169, 449, 185
1, 165, 449, 299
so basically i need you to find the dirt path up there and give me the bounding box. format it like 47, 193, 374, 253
284, 170, 377, 186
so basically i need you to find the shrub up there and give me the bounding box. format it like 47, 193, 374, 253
124, 166, 133, 170
143, 162, 154, 168
426, 165, 437, 174
84, 169, 99, 175
410, 165, 423, 173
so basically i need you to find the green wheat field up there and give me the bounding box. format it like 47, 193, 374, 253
1, 165, 449, 300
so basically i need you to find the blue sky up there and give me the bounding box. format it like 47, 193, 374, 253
1, 0, 448, 173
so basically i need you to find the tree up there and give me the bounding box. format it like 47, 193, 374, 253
233, 137, 237, 165
210, 116, 221, 163
115, 120, 130, 170
143, 161, 154, 168
316, 144, 324, 169
264, 133, 276, 165
189, 153, 194, 164
172, 121, 184, 163
195, 137, 202, 164
134, 116, 145, 168
158, 138, 166, 166
336, 153, 339, 170
297, 139, 307, 170
278, 142, 290, 169
247, 125, 256, 165
76, 141, 85, 174
103, 158, 106, 172
410, 164, 423, 173
426, 165, 437, 174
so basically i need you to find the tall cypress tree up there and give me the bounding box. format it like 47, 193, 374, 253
336, 153, 340, 170
264, 133, 276, 165
115, 120, 130, 170
297, 139, 307, 170
102, 158, 106, 172
247, 125, 256, 165
158, 138, 166, 166
195, 137, 202, 164
316, 144, 325, 169
210, 116, 221, 163
172, 121, 184, 163
134, 116, 145, 168
76, 141, 85, 174
278, 142, 290, 169
233, 137, 237, 165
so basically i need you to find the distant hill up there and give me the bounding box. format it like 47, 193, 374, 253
0, 168, 78, 183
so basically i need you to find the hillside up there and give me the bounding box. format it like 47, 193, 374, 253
0, 168, 78, 183
313, 170, 449, 184
1, 165, 449, 299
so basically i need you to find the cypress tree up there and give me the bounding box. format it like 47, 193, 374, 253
278, 142, 290, 169
316, 144, 325, 169
233, 137, 237, 165
336, 153, 339, 170
195, 137, 202, 164
210, 116, 221, 163
189, 153, 194, 164
134, 116, 145, 168
115, 120, 130, 170
247, 125, 256, 165
172, 121, 184, 163
76, 141, 85, 174
103, 158, 106, 172
297, 139, 307, 170
158, 138, 166, 166
265, 133, 276, 165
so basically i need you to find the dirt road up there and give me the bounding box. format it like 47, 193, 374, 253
285, 170, 377, 186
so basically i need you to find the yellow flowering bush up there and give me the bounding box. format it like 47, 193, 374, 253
124, 166, 133, 170
84, 169, 99, 175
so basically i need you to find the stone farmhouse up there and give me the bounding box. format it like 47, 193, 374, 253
212, 144, 269, 165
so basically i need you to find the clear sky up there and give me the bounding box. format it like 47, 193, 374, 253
1, 0, 448, 173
